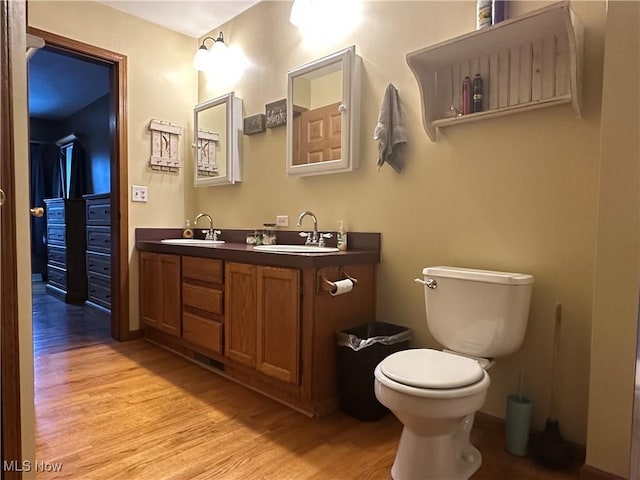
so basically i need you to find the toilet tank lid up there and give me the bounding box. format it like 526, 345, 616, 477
423, 266, 534, 285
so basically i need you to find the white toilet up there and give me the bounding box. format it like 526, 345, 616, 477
374, 266, 534, 480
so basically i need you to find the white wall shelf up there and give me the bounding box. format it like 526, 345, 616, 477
407, 1, 583, 141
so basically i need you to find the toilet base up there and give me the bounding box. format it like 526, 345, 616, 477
390, 415, 482, 480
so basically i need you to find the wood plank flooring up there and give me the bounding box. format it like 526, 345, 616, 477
33, 286, 583, 479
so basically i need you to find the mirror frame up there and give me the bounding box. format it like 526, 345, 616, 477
193, 91, 243, 187
286, 45, 361, 177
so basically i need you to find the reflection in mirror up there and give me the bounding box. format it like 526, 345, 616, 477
194, 92, 242, 187
287, 45, 361, 177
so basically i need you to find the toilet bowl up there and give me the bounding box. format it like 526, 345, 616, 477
374, 349, 490, 480
375, 266, 534, 480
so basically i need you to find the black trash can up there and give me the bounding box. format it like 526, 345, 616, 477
336, 322, 411, 421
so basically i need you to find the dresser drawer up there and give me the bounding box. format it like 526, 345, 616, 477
47, 225, 66, 246
182, 256, 223, 284
183, 283, 223, 315
182, 313, 223, 354
86, 201, 111, 225
87, 251, 111, 277
45, 202, 65, 224
47, 264, 67, 290
87, 226, 111, 253
87, 274, 111, 309
47, 245, 66, 268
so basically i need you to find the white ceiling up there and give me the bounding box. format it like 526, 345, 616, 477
97, 0, 261, 38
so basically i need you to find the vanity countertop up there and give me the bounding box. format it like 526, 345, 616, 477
135, 228, 380, 268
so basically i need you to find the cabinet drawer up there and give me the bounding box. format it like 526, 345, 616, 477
183, 283, 223, 314
182, 313, 223, 354
47, 245, 66, 268
86, 201, 111, 225
182, 256, 223, 284
47, 225, 66, 246
87, 226, 111, 253
87, 274, 111, 309
46, 203, 65, 224
87, 251, 111, 277
47, 264, 67, 290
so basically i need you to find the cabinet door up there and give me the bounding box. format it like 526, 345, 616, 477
257, 267, 300, 384
224, 262, 257, 367
139, 252, 181, 337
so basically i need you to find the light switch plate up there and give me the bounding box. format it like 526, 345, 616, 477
276, 215, 289, 227
131, 185, 148, 203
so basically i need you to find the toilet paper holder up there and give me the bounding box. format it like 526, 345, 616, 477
317, 267, 358, 294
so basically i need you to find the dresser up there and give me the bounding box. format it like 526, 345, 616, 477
44, 198, 87, 303
83, 193, 112, 316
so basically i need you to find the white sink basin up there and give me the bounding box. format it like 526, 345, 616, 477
253, 245, 339, 253
161, 239, 225, 246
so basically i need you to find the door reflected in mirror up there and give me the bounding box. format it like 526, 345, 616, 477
292, 64, 342, 166
287, 46, 361, 177
194, 92, 242, 187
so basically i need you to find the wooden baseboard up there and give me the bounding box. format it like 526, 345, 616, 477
127, 329, 143, 340
580, 465, 625, 480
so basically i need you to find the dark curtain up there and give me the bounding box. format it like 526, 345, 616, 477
29, 143, 47, 257
67, 140, 88, 198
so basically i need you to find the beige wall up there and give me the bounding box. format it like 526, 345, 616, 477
28, 1, 198, 329
195, 0, 606, 446
23, 1, 639, 476
586, 1, 640, 477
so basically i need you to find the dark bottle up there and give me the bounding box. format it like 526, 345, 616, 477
472, 74, 483, 113
462, 76, 472, 115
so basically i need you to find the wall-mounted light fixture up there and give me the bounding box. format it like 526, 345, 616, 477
193, 31, 227, 71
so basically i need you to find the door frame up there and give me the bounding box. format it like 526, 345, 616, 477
1, 1, 23, 476
27, 27, 130, 341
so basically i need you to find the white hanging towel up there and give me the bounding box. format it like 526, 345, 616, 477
373, 83, 407, 173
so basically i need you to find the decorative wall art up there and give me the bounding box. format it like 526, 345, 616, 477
243, 113, 266, 135
149, 119, 183, 172
265, 99, 287, 128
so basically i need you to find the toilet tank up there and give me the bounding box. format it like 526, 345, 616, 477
421, 266, 534, 358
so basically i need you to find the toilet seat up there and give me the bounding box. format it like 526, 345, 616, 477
380, 349, 484, 389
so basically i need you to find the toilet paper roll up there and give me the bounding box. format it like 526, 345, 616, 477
330, 279, 354, 296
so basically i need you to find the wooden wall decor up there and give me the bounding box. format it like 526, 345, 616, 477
149, 119, 182, 172
265, 99, 287, 128
243, 113, 266, 135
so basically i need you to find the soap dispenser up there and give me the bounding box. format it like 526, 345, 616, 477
182, 220, 194, 239
337, 221, 347, 251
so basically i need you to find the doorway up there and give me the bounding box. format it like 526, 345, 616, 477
27, 27, 130, 341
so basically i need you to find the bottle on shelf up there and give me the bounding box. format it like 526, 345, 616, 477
462, 76, 472, 115
476, 0, 492, 29
472, 74, 483, 113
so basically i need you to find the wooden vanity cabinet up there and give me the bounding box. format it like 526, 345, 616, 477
137, 242, 378, 417
139, 251, 181, 337
225, 262, 300, 385
182, 256, 224, 355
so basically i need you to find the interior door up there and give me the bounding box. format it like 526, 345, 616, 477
1, 0, 25, 476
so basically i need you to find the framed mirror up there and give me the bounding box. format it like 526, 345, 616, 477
194, 92, 243, 187
286, 45, 361, 177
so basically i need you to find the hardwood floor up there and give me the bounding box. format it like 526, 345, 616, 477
33, 285, 583, 479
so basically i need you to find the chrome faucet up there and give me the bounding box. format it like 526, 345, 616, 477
194, 212, 219, 241
296, 210, 332, 247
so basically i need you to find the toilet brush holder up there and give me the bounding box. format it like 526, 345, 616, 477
506, 394, 532, 456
